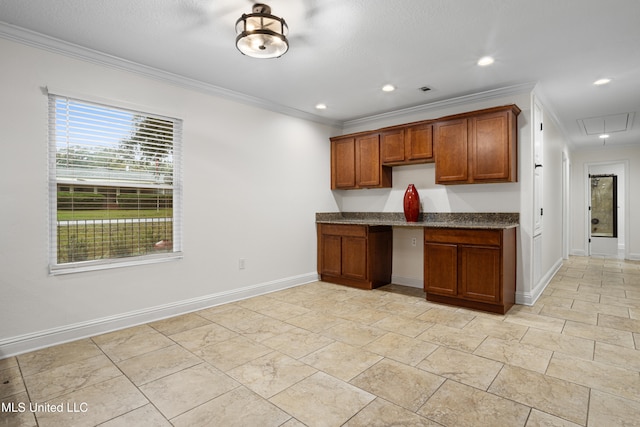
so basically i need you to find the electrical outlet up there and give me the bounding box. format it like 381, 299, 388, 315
239, 258, 246, 270
411, 237, 417, 247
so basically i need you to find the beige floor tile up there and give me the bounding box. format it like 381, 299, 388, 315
0, 391, 37, 427
139, 363, 239, 419
148, 313, 211, 336
227, 352, 316, 398
344, 397, 440, 427
371, 314, 434, 338
504, 311, 565, 333
598, 313, 640, 333
227, 314, 296, 342
417, 323, 487, 352
194, 336, 273, 372
571, 299, 631, 317
600, 294, 640, 309
92, 326, 174, 362
172, 386, 291, 427
168, 322, 239, 351
320, 320, 387, 347
17, 339, 102, 376
34, 376, 148, 427
300, 341, 382, 381
539, 305, 598, 325
0, 366, 25, 399
588, 389, 640, 427
525, 409, 583, 427
550, 288, 602, 302
520, 328, 594, 360
635, 332, 640, 349
363, 332, 438, 366
240, 297, 311, 321
23, 354, 121, 401
546, 352, 640, 402
284, 311, 346, 333
473, 337, 552, 373
417, 307, 476, 329
536, 295, 575, 308
376, 300, 431, 318
0, 357, 17, 370
261, 327, 334, 359
116, 344, 202, 386
594, 341, 640, 370
351, 358, 444, 412
418, 380, 530, 427
332, 305, 391, 325
99, 403, 172, 427
489, 365, 589, 425
417, 346, 503, 390
562, 320, 635, 348
462, 316, 528, 341
196, 305, 265, 330
270, 371, 375, 427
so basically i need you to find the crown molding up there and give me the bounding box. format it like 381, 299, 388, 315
0, 22, 343, 128
343, 82, 537, 129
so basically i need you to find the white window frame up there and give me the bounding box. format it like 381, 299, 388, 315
47, 91, 183, 275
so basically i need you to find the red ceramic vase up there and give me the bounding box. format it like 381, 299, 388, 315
403, 184, 420, 222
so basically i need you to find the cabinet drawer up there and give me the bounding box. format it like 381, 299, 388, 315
424, 228, 501, 246
320, 224, 367, 237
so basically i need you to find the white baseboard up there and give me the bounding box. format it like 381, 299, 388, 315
0, 272, 319, 358
515, 258, 563, 306
391, 275, 423, 289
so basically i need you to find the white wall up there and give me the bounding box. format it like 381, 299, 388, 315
0, 38, 341, 356
570, 146, 640, 260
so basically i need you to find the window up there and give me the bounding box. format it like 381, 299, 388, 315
48, 93, 182, 274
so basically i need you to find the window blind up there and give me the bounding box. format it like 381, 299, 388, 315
48, 94, 182, 274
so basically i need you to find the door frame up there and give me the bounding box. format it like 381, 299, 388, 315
584, 160, 629, 259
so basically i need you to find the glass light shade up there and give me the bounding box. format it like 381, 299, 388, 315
235, 7, 289, 59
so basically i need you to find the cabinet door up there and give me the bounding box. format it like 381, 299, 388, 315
459, 245, 501, 302
320, 234, 342, 276
355, 134, 381, 187
471, 110, 513, 182
342, 236, 367, 280
331, 137, 356, 189
434, 119, 468, 183
406, 123, 433, 161
424, 242, 457, 296
381, 129, 405, 164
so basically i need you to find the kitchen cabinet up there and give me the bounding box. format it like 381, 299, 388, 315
317, 223, 392, 289
434, 105, 520, 184
424, 227, 516, 314
330, 134, 392, 189
381, 123, 434, 165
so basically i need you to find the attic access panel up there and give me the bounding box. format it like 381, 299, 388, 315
578, 113, 633, 135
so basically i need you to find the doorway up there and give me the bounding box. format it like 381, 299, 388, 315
589, 174, 618, 257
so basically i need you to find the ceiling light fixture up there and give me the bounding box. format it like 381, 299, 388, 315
315, 103, 327, 110
599, 134, 610, 139
236, 3, 289, 59
382, 84, 396, 92
593, 78, 611, 86
477, 56, 495, 66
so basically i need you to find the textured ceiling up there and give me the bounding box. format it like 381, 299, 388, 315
1, 0, 639, 148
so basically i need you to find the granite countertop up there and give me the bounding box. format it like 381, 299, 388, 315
316, 212, 519, 229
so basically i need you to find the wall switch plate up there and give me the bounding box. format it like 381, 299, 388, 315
411, 237, 417, 247
239, 258, 246, 269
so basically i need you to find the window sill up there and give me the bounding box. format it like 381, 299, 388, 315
49, 252, 183, 275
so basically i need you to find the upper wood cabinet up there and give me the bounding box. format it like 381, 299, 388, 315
331, 134, 392, 189
330, 104, 519, 189
435, 105, 520, 184
381, 123, 434, 165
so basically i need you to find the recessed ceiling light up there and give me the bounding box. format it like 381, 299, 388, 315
599, 134, 610, 139
594, 78, 611, 86
382, 84, 396, 92
477, 56, 494, 66
315, 103, 327, 110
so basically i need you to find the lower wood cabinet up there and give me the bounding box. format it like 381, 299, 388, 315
424, 227, 516, 314
317, 224, 392, 289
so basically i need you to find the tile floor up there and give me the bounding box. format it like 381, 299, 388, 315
2, 256, 640, 426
